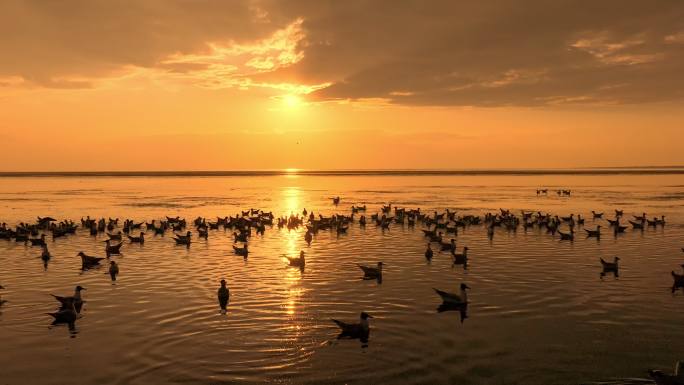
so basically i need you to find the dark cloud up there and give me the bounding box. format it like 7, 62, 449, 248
2, 0, 683, 106
272, 0, 684, 106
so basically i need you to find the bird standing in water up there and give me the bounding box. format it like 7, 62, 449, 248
218, 279, 230, 313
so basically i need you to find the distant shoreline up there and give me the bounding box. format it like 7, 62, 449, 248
1, 168, 683, 177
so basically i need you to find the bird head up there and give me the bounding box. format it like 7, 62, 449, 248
460, 283, 471, 290
360, 312, 373, 319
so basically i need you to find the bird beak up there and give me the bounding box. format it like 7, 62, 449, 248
465, 285, 471, 290
367, 314, 373, 318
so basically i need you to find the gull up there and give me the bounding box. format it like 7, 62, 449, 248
434, 283, 470, 305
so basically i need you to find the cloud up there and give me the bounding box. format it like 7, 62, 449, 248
279, 0, 684, 106
1, 0, 683, 106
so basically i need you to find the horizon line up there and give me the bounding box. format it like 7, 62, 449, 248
1, 166, 684, 177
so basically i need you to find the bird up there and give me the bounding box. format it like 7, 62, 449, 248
40, 244, 52, 265
331, 312, 372, 341
51, 285, 85, 313
671, 265, 684, 293
233, 244, 249, 257
173, 233, 192, 246
286, 250, 306, 268
46, 297, 78, 325
0, 284, 6, 306
107, 231, 122, 241
648, 361, 684, 385
358, 262, 383, 279
78, 252, 105, 268
434, 283, 470, 305
109, 261, 119, 281
128, 232, 145, 244
28, 234, 47, 247
628, 220, 644, 229
440, 238, 456, 252
558, 229, 574, 241
452, 247, 469, 265
218, 279, 230, 313
600, 257, 620, 272
592, 211, 603, 219
103, 240, 123, 255
424, 243, 433, 260
585, 226, 601, 238
304, 231, 313, 246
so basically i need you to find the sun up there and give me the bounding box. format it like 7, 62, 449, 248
282, 94, 302, 108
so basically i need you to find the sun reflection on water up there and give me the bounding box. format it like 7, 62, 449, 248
281, 187, 304, 318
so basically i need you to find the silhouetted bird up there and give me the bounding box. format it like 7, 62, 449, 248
671, 265, 684, 293
358, 262, 383, 279
424, 243, 433, 260
434, 283, 470, 305
51, 285, 85, 313
331, 312, 372, 342
233, 244, 249, 257
218, 279, 230, 313
600, 257, 620, 272
109, 261, 119, 281
128, 232, 145, 244
104, 240, 123, 256
47, 297, 78, 325
648, 361, 684, 385
287, 250, 306, 268
78, 252, 105, 269
0, 284, 6, 306
452, 247, 469, 265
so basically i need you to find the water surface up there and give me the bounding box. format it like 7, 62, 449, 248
0, 173, 683, 384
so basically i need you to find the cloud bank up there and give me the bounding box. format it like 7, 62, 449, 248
2, 0, 683, 106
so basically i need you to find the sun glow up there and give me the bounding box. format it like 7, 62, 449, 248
282, 94, 303, 108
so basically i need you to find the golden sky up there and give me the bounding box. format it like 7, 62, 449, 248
1, 1, 683, 171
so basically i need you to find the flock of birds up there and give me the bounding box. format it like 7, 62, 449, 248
0, 195, 682, 383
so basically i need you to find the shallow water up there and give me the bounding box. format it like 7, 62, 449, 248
0, 173, 683, 385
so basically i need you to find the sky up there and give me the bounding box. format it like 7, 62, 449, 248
0, 0, 683, 171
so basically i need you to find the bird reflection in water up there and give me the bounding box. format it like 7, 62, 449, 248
437, 303, 469, 323
46, 297, 80, 336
